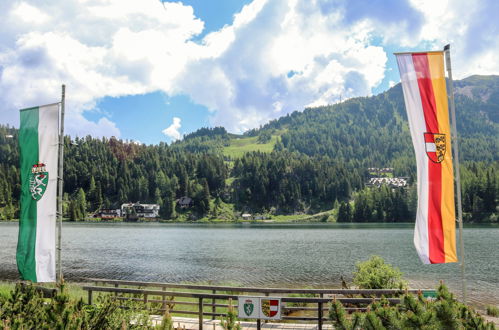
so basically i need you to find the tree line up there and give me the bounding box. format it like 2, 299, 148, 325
0, 75, 497, 222
0, 123, 496, 222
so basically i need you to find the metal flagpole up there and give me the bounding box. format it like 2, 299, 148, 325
443, 44, 466, 303
57, 84, 66, 287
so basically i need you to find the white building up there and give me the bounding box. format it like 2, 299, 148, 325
121, 202, 160, 218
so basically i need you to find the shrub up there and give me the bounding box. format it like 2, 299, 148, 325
0, 283, 153, 329
328, 283, 496, 330
156, 308, 174, 330
220, 298, 241, 330
487, 305, 499, 317
353, 255, 407, 290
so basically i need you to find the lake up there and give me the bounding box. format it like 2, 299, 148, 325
0, 222, 497, 308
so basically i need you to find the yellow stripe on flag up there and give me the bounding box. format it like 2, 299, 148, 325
427, 52, 457, 262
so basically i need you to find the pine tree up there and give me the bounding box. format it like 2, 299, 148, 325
200, 179, 211, 215
337, 202, 352, 222
76, 188, 87, 220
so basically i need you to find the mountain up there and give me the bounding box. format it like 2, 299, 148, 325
172, 75, 498, 168
0, 76, 497, 222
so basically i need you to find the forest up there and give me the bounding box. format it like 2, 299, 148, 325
0, 75, 497, 222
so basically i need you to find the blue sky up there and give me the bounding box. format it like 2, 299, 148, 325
1, 0, 498, 144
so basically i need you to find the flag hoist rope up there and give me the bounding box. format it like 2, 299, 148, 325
57, 85, 65, 286
444, 45, 466, 303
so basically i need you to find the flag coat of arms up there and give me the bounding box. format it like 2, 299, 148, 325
396, 51, 457, 264
237, 297, 260, 319
17, 104, 59, 282
261, 299, 281, 319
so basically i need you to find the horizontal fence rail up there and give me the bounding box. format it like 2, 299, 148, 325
82, 278, 431, 330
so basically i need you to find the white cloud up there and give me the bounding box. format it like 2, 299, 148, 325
0, 0, 202, 137
176, 0, 388, 132
66, 113, 121, 139
1, 0, 498, 137
162, 117, 182, 141
11, 2, 50, 25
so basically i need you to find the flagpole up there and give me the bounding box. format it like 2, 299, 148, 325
57, 85, 66, 287
444, 44, 466, 303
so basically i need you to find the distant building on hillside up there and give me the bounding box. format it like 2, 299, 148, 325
121, 202, 160, 219
368, 167, 394, 177
94, 208, 121, 219
367, 177, 408, 188
177, 196, 193, 208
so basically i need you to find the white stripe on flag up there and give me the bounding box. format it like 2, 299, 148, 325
35, 104, 58, 282
396, 54, 430, 264
425, 143, 436, 152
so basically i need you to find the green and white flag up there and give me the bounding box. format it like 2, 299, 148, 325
17, 104, 59, 282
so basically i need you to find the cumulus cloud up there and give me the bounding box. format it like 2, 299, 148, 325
0, 0, 498, 137
176, 0, 388, 132
0, 0, 202, 137
162, 117, 182, 141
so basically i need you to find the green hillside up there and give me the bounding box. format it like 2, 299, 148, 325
0, 75, 497, 222
222, 133, 281, 158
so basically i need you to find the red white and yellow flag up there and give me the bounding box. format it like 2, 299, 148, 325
396, 51, 457, 264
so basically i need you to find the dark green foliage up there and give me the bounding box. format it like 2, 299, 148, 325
328, 283, 496, 330
231, 151, 363, 213
328, 299, 352, 330
257, 131, 271, 144
0, 75, 497, 221
0, 283, 153, 329
337, 202, 352, 222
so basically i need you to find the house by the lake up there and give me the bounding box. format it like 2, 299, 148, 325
121, 202, 160, 218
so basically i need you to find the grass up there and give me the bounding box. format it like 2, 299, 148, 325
487, 305, 499, 317
0, 281, 87, 302
223, 135, 278, 158
0, 282, 13, 300
271, 211, 333, 222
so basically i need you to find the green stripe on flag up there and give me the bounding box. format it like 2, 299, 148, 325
17, 107, 39, 282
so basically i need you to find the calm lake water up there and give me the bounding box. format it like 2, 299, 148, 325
0, 222, 497, 307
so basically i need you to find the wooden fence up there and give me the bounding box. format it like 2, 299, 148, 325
82, 278, 427, 330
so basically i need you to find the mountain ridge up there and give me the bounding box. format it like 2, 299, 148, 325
0, 75, 497, 222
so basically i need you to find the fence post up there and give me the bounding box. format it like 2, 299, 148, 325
318, 302, 323, 330
162, 286, 166, 311
88, 290, 93, 305
318, 293, 324, 330
199, 297, 204, 330
114, 283, 118, 297
257, 319, 261, 330
212, 290, 216, 320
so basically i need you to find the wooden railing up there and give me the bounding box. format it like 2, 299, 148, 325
82, 278, 427, 330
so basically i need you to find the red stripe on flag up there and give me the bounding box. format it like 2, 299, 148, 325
412, 53, 445, 263
428, 161, 444, 263
424, 134, 435, 143
412, 54, 439, 132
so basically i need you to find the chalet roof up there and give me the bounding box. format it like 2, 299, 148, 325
178, 196, 192, 204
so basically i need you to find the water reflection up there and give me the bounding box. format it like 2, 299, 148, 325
0, 222, 497, 307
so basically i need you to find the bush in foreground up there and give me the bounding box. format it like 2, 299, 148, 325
487, 305, 499, 317
0, 283, 152, 329
353, 255, 407, 290
329, 283, 496, 329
